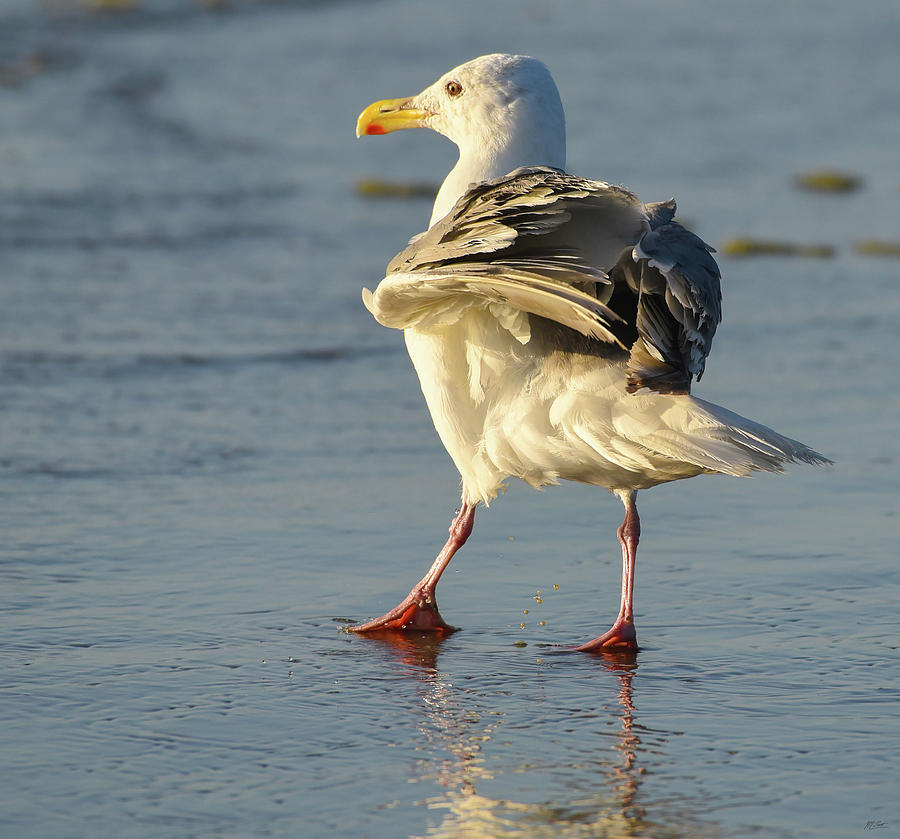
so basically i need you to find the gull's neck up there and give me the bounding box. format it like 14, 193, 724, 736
429, 127, 565, 228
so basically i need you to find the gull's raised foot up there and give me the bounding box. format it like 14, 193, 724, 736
576, 618, 639, 653
350, 591, 455, 634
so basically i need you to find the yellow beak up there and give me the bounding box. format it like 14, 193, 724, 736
356, 97, 431, 137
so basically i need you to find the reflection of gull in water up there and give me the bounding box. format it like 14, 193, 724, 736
417, 661, 644, 839
369, 635, 720, 838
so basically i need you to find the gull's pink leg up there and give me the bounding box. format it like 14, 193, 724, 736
351, 503, 476, 633
577, 490, 640, 652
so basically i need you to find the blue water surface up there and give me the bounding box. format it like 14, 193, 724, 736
2, 1, 898, 837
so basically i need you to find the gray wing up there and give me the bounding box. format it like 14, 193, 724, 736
611, 199, 723, 394
364, 169, 723, 393
365, 167, 649, 345
390, 167, 646, 276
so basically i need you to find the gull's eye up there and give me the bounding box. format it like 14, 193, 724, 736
445, 80, 463, 97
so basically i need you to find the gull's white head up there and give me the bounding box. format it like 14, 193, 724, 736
357, 54, 566, 226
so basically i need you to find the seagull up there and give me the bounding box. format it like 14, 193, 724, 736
352, 54, 829, 651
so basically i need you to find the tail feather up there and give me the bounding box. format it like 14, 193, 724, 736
691, 397, 832, 474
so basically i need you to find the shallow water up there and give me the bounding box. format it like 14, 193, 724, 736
2, 1, 899, 837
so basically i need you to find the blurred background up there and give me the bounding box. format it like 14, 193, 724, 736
2, 1, 898, 838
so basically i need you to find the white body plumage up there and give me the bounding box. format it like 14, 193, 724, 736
358, 53, 825, 507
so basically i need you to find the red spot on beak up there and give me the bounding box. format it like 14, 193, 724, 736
364, 124, 386, 135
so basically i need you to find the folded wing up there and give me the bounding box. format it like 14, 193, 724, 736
363, 168, 723, 394
364, 167, 646, 344
613, 199, 723, 393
